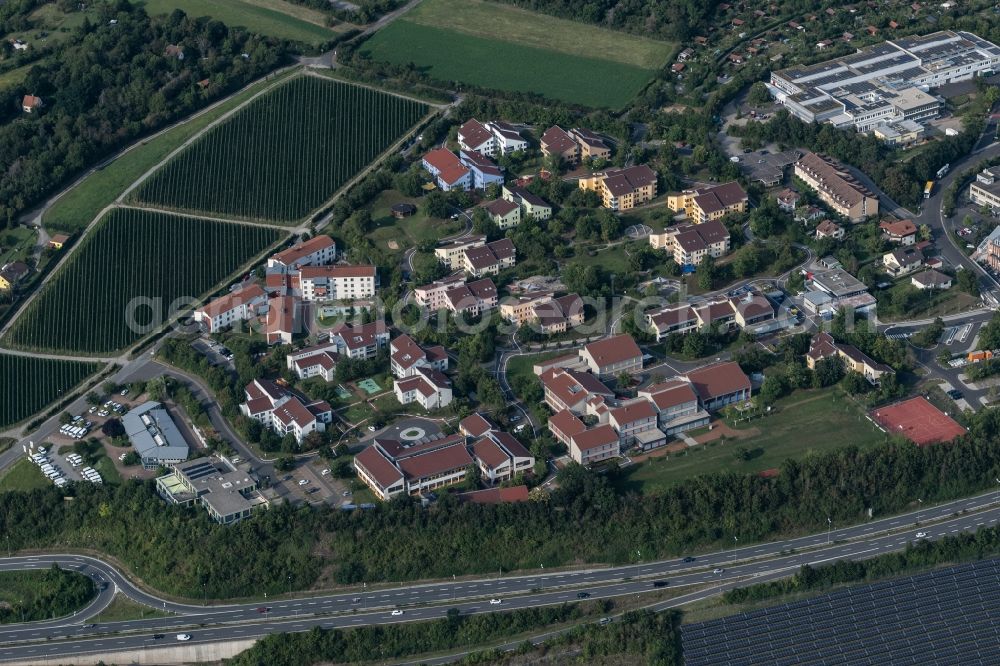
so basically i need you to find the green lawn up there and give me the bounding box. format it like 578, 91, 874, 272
361, 20, 662, 108
506, 351, 568, 395
0, 458, 49, 494
140, 0, 345, 45
341, 402, 374, 426
91, 594, 172, 623
877, 282, 979, 321
0, 63, 33, 91
43, 68, 298, 233
566, 241, 636, 274
93, 455, 121, 485
0, 226, 35, 266
611, 389, 887, 494
367, 190, 464, 252
404, 0, 670, 69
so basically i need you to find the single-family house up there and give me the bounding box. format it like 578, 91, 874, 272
578, 334, 643, 378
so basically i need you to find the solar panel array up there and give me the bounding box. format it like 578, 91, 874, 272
683, 558, 1000, 665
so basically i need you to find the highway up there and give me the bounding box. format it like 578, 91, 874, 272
3, 488, 1000, 662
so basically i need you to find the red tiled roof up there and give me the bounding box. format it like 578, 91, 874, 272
610, 400, 656, 426
541, 125, 577, 155
460, 413, 495, 438
198, 284, 265, 319
540, 368, 614, 408
272, 397, 316, 429
458, 118, 493, 149
548, 409, 586, 439
582, 334, 642, 369
397, 443, 473, 480
879, 219, 917, 237
355, 445, 404, 489
458, 485, 530, 504
272, 235, 334, 266
572, 424, 619, 451
298, 265, 376, 279
642, 380, 698, 410
483, 198, 520, 217
491, 431, 532, 459
685, 362, 750, 401
472, 437, 510, 470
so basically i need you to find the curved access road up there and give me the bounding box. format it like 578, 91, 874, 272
2, 488, 1000, 663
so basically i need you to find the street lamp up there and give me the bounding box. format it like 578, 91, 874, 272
916, 498, 923, 524
636, 549, 642, 579
827, 517, 832, 544
732, 536, 738, 565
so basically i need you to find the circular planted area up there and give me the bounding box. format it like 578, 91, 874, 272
400, 428, 426, 441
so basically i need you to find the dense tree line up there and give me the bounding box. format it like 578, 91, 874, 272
0, 1, 286, 226
227, 603, 588, 666
0, 564, 94, 624
4, 415, 1000, 597
724, 524, 1000, 605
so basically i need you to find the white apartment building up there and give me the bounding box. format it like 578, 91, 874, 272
267, 235, 336, 273
194, 285, 266, 333
298, 265, 376, 302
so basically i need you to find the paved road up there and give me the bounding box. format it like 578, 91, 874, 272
3, 488, 1000, 662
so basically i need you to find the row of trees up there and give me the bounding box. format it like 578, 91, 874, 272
0, 2, 286, 227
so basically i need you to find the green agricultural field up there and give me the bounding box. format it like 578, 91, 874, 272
44, 68, 299, 234
360, 0, 672, 108
0, 355, 102, 428
131, 76, 429, 223
4, 208, 282, 355
141, 0, 346, 45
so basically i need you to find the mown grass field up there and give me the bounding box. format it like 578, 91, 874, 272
141, 0, 347, 45
611, 389, 886, 495
44, 68, 299, 234
0, 458, 49, 493
0, 355, 102, 428
5, 208, 282, 355
131, 76, 429, 223
360, 0, 672, 108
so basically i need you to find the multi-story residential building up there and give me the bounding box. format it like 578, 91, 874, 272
267, 235, 336, 273
569, 424, 620, 466
442, 278, 498, 316
667, 182, 748, 223
539, 368, 614, 414
286, 341, 341, 381
646, 304, 700, 340
649, 219, 731, 267
806, 332, 893, 385
500, 292, 585, 334
578, 334, 643, 378
487, 120, 528, 154
682, 362, 751, 411
502, 184, 552, 221
578, 165, 657, 211
459, 149, 505, 190
548, 409, 587, 449
794, 152, 879, 222
638, 380, 710, 436
607, 400, 658, 448
422, 148, 471, 191
264, 296, 297, 345
880, 219, 917, 245
459, 413, 497, 440
569, 128, 611, 162
394, 367, 453, 410
435, 236, 486, 271
194, 285, 266, 333
648, 293, 775, 340
413, 273, 467, 309
540, 125, 580, 164
471, 431, 534, 484
970, 167, 1000, 211
482, 198, 522, 230
457, 119, 527, 156
768, 31, 998, 133
298, 265, 376, 301
390, 334, 448, 378
329, 320, 390, 360
240, 379, 332, 443
354, 435, 471, 499
462, 238, 517, 277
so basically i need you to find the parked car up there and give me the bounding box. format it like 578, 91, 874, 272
120, 388, 129, 396
598, 617, 613, 625
367, 425, 377, 432
298, 479, 309, 486
321, 468, 330, 476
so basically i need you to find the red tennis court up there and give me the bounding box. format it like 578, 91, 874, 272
870, 397, 967, 446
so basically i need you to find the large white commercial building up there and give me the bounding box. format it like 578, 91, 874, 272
769, 31, 1000, 134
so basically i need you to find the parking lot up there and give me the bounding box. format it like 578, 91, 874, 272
273, 458, 354, 506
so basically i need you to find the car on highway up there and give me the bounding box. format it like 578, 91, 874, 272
82, 624, 95, 629
298, 479, 309, 486
489, 598, 502, 605
576, 592, 590, 599
681, 556, 696, 563
653, 581, 669, 588
713, 568, 725, 574
352, 597, 362, 603
152, 634, 164, 640
915, 532, 927, 539
176, 634, 191, 641
257, 607, 270, 614
391, 610, 404, 616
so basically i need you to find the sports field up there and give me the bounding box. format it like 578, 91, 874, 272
131, 76, 429, 223
360, 0, 671, 108
5, 208, 282, 355
141, 0, 347, 45
611, 389, 886, 495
